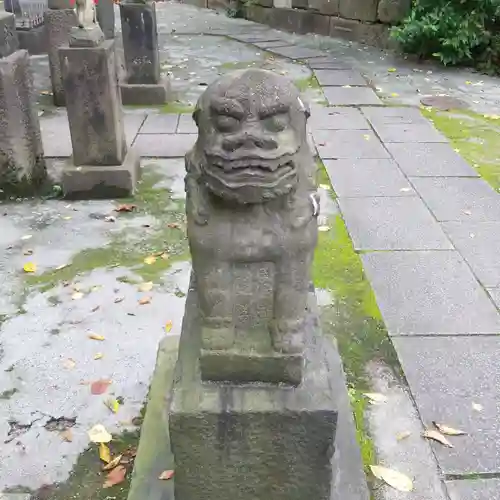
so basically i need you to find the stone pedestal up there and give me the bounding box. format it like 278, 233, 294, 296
169, 282, 337, 500
0, 14, 46, 195
17, 25, 48, 55
96, 0, 115, 39
45, 7, 78, 106
119, 2, 169, 105
59, 26, 140, 199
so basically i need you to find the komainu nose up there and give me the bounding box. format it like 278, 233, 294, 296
222, 132, 278, 152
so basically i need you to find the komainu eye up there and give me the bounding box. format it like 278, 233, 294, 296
214, 115, 240, 132
263, 114, 289, 132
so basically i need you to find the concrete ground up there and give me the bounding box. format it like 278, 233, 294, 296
1, 1, 500, 498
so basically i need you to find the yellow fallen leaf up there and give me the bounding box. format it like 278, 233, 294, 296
23, 262, 37, 273
432, 422, 467, 436
104, 398, 120, 414
88, 333, 105, 341
103, 454, 123, 471
72, 292, 84, 300
391, 92, 400, 97
88, 424, 112, 443
94, 352, 104, 360
370, 465, 413, 492
422, 429, 454, 448
319, 184, 330, 190
396, 431, 411, 441
138, 281, 154, 292
99, 442, 111, 463
60, 429, 73, 442
62, 216, 72, 220
465, 80, 472, 85
388, 67, 397, 72
144, 256, 157, 265
318, 226, 330, 232
363, 134, 371, 141
364, 392, 388, 404
165, 320, 173, 333
55, 264, 68, 271
161, 252, 169, 260
138, 296, 152, 305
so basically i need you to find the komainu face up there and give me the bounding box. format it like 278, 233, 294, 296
192, 68, 310, 204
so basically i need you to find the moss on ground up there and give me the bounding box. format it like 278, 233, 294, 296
294, 74, 321, 93
422, 107, 500, 191
349, 389, 376, 474
159, 102, 196, 114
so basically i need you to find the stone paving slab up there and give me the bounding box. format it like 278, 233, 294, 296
177, 113, 198, 134
314, 130, 390, 159
140, 114, 179, 134
392, 336, 500, 475
308, 107, 370, 130
386, 143, 479, 177
371, 122, 448, 143
361, 106, 427, 125
442, 222, 500, 288
252, 40, 291, 49
133, 133, 197, 157
313, 69, 367, 87
323, 86, 382, 106
324, 159, 414, 197
305, 57, 351, 70
446, 479, 500, 500
268, 45, 326, 60
361, 251, 500, 335
487, 288, 500, 309
411, 178, 500, 222
339, 197, 453, 251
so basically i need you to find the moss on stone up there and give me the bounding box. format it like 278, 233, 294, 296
159, 102, 195, 114
422, 107, 500, 191
294, 74, 320, 93
349, 388, 376, 472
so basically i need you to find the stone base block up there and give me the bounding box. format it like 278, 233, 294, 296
329, 16, 390, 48
96, 0, 115, 39
17, 25, 47, 55
61, 148, 140, 199
120, 77, 171, 105
0, 12, 19, 58
169, 282, 338, 500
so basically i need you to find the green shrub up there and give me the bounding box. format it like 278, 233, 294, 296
392, 0, 500, 67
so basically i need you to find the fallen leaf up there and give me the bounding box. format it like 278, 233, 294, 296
161, 252, 169, 260
115, 204, 137, 213
144, 256, 157, 265
72, 292, 84, 300
21, 234, 32, 240
104, 216, 116, 223
99, 442, 111, 463
363, 134, 371, 141
103, 465, 126, 488
391, 92, 400, 97
88, 333, 105, 341
60, 429, 73, 442
370, 465, 413, 492
396, 431, 411, 441
91, 305, 100, 312
138, 282, 153, 292
23, 262, 37, 273
138, 296, 152, 305
387, 67, 397, 72
342, 84, 352, 88
63, 358, 76, 370
400, 187, 412, 193
462, 209, 472, 216
45, 416, 77, 432
432, 422, 467, 436
62, 216, 72, 221
91, 379, 112, 395
159, 470, 174, 480
94, 352, 104, 360
165, 320, 173, 332
114, 296, 125, 303
363, 392, 388, 404
88, 424, 112, 443
318, 226, 330, 232
23, 249, 33, 256
104, 398, 120, 414
472, 402, 483, 412
422, 429, 454, 448
103, 454, 123, 471
465, 80, 472, 85
167, 222, 181, 229
319, 184, 330, 190
56, 264, 68, 271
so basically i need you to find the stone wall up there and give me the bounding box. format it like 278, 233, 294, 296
189, 0, 411, 48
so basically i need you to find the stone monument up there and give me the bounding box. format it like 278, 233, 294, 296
169, 69, 337, 500
119, 0, 170, 105
0, 11, 46, 195
45, 0, 78, 106
58, 23, 140, 198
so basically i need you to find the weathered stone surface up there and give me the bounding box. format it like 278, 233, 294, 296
314, 69, 367, 86
371, 122, 447, 143
255, 0, 273, 7
329, 16, 390, 47
339, 0, 378, 21
0, 49, 46, 193
69, 25, 105, 47
377, 0, 411, 23
140, 114, 178, 134
393, 336, 500, 474
420, 95, 469, 111
252, 39, 291, 49
411, 178, 500, 222
309, 0, 339, 15
185, 69, 319, 383
169, 286, 337, 500
274, 0, 292, 6
386, 143, 478, 177
292, 0, 309, 9
361, 105, 427, 125
260, 8, 330, 36
17, 25, 47, 55
339, 197, 453, 250
314, 130, 390, 159
323, 86, 382, 105
96, 0, 115, 39
177, 113, 198, 134
120, 2, 160, 85
488, 288, 500, 308
0, 12, 18, 59
362, 251, 500, 335
134, 133, 197, 157
324, 159, 413, 197
48, 0, 72, 8
207, 0, 229, 10
443, 222, 500, 288
447, 479, 500, 500
269, 43, 326, 59
45, 8, 78, 106
59, 39, 126, 166
120, 78, 170, 105
309, 106, 370, 130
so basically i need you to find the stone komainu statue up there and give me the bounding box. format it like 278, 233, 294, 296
185, 69, 319, 381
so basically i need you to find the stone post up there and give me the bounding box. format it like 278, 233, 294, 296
0, 12, 46, 195
96, 0, 115, 39
168, 69, 337, 500
59, 25, 140, 199
119, 1, 170, 105
45, 0, 78, 106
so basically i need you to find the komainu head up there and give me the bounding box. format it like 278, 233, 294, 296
189, 68, 311, 204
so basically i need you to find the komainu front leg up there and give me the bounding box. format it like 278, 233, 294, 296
271, 255, 312, 354
196, 262, 235, 350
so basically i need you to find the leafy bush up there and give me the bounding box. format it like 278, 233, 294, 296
392, 0, 500, 68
